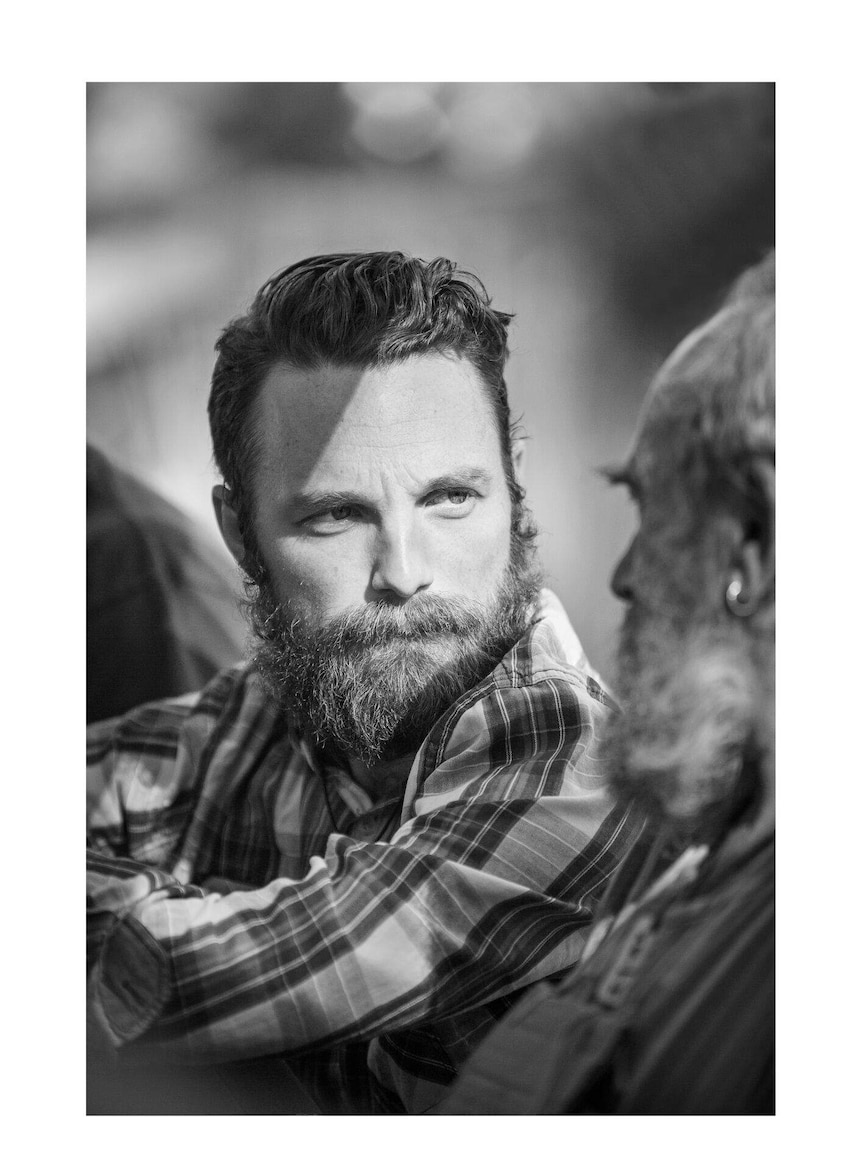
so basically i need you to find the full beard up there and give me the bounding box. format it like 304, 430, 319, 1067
605, 604, 765, 839
246, 540, 541, 768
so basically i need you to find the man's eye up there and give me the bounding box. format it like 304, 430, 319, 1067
327, 505, 356, 521
426, 488, 475, 510
302, 504, 361, 531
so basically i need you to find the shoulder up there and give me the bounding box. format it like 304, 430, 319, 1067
502, 589, 616, 707
413, 592, 618, 806
86, 663, 279, 766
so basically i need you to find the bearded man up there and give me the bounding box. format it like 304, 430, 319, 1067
86, 251, 644, 1115
442, 250, 776, 1115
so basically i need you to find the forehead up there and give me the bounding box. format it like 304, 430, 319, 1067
625, 317, 721, 492
253, 352, 503, 493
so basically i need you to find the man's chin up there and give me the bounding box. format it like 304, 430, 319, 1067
608, 623, 760, 834
252, 617, 507, 766
246, 548, 541, 767
355, 632, 466, 671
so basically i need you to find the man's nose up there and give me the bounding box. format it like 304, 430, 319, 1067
610, 539, 636, 603
369, 518, 433, 600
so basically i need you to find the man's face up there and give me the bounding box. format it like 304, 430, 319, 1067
605, 356, 760, 831
240, 351, 538, 765
251, 351, 515, 626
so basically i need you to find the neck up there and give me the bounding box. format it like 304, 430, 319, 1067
713, 742, 774, 865
736, 744, 775, 835
348, 751, 416, 802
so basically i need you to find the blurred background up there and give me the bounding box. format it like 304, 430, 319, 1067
87, 81, 774, 683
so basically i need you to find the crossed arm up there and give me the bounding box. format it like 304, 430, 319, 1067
86, 669, 642, 1063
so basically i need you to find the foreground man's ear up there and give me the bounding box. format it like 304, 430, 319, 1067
212, 484, 247, 568
726, 507, 775, 620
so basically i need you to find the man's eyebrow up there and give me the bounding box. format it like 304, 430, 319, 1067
287, 489, 365, 517
420, 466, 494, 493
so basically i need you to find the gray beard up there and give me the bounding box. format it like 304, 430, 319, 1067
246, 552, 541, 768
605, 605, 764, 838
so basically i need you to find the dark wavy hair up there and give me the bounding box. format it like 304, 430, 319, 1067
208, 251, 532, 565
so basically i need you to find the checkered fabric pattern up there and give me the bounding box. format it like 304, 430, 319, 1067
87, 591, 646, 1113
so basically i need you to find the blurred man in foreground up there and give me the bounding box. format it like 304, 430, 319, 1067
86, 252, 643, 1114
443, 250, 775, 1115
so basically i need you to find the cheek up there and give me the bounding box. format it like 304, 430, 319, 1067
636, 535, 712, 616
260, 538, 364, 616
442, 510, 512, 583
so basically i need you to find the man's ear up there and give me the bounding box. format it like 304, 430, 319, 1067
511, 437, 527, 490
212, 484, 246, 567
726, 502, 775, 618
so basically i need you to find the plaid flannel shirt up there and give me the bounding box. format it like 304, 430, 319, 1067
87, 590, 645, 1114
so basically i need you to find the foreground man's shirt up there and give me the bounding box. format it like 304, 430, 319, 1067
87, 591, 645, 1114
441, 823, 774, 1115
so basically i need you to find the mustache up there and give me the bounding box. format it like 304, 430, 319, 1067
294, 594, 488, 646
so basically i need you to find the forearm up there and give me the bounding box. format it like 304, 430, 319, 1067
88, 783, 644, 1063
87, 833, 595, 1063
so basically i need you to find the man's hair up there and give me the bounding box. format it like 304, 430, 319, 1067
208, 251, 527, 556
652, 250, 775, 540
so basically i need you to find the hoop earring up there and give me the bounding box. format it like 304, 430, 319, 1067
726, 578, 756, 618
